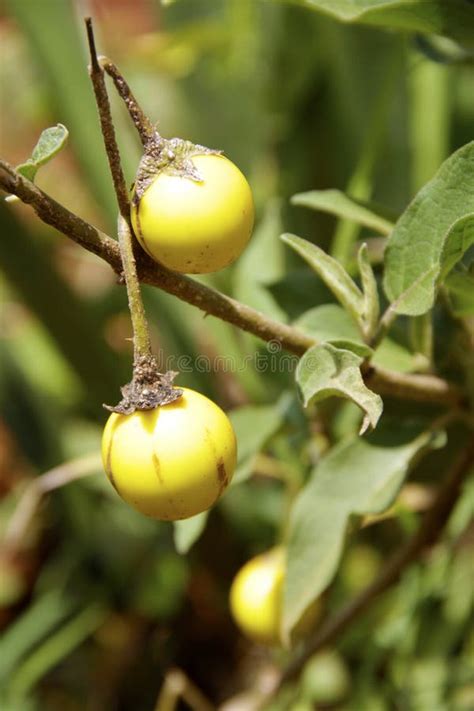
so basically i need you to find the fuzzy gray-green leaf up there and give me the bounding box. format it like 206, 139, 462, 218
282, 233, 364, 323
296, 343, 382, 433
283, 425, 443, 642
384, 142, 474, 316
292, 189, 394, 236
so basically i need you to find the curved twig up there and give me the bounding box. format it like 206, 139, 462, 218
0, 159, 464, 407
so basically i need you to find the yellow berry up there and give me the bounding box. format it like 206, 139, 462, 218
101, 387, 237, 520
230, 547, 285, 644
131, 153, 254, 274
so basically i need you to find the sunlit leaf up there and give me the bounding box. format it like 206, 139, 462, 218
292, 189, 394, 236
384, 142, 474, 315
281, 233, 364, 324
296, 344, 383, 433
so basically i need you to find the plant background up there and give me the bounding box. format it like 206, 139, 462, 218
0, 0, 473, 709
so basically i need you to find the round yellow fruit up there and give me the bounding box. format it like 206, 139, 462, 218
131, 153, 254, 274
230, 547, 285, 645
101, 387, 237, 520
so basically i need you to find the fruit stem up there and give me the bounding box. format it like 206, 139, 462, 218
85, 18, 154, 366
100, 58, 157, 148
85, 18, 130, 218
117, 214, 153, 362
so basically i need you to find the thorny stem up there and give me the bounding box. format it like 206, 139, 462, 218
85, 18, 154, 370
100, 58, 156, 147
250, 435, 474, 708
0, 157, 465, 408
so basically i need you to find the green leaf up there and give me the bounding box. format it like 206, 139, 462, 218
16, 124, 69, 184
295, 303, 417, 373
234, 201, 287, 322
0, 591, 74, 684
15, 163, 38, 182
444, 268, 474, 317
173, 512, 208, 554
295, 304, 361, 342
292, 189, 394, 236
283, 424, 442, 641
384, 142, 474, 315
357, 243, 380, 339
374, 338, 419, 374
296, 344, 383, 433
230, 401, 285, 484
279, 1, 474, 46
7, 604, 106, 699
281, 233, 364, 324
295, 304, 371, 357
31, 124, 68, 166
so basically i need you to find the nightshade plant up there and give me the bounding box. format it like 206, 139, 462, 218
0, 2, 473, 709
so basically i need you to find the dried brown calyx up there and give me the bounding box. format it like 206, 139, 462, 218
131, 132, 222, 206
104, 353, 182, 415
